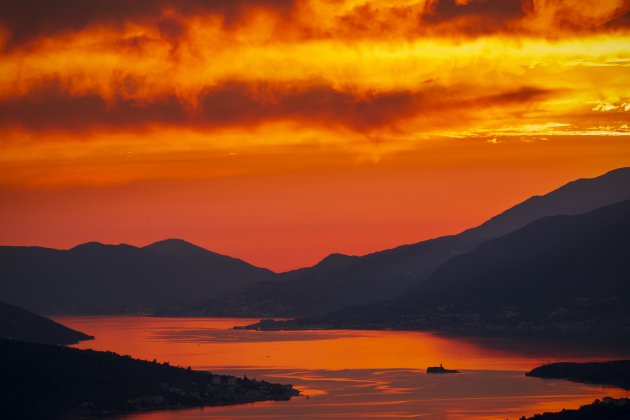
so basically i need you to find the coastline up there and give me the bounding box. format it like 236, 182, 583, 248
0, 338, 299, 419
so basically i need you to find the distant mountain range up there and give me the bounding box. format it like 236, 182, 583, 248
457, 166, 630, 242
245, 199, 630, 337
2, 167, 630, 320
0, 239, 274, 314
161, 167, 630, 318
0, 300, 92, 345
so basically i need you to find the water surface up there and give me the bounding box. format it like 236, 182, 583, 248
56, 316, 630, 419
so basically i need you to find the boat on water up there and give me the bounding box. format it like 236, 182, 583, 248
427, 363, 459, 374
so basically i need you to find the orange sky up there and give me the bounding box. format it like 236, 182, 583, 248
1, 0, 630, 271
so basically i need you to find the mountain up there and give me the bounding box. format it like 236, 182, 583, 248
158, 235, 477, 317
278, 253, 362, 281
162, 167, 630, 318
0, 239, 275, 314
0, 338, 298, 419
4, 168, 629, 317
526, 361, 630, 390
248, 200, 630, 336
144, 238, 215, 258
0, 300, 92, 345
522, 397, 630, 420
459, 167, 630, 241
394, 199, 630, 334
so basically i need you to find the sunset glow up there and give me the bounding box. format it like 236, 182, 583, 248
2, 0, 630, 270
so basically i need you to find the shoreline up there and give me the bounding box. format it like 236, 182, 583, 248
0, 338, 299, 419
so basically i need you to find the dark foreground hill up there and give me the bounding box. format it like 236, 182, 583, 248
522, 398, 630, 419
162, 167, 630, 318
245, 200, 630, 337
526, 361, 630, 389
0, 239, 274, 314
522, 361, 630, 419
0, 339, 298, 420
0, 300, 92, 345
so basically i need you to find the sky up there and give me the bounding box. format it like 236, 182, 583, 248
1, 0, 629, 271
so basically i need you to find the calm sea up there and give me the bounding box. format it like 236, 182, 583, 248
55, 316, 630, 419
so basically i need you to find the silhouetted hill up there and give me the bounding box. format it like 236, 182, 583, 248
246, 200, 630, 336
4, 168, 629, 317
0, 301, 92, 345
524, 360, 630, 419
0, 239, 274, 314
278, 253, 361, 281
526, 361, 630, 389
522, 398, 630, 419
143, 238, 213, 258
403, 199, 630, 305
163, 168, 630, 318
159, 235, 475, 317
460, 167, 630, 241
0, 339, 298, 419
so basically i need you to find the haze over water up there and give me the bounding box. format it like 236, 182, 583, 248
57, 316, 630, 419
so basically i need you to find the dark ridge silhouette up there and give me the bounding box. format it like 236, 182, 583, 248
401, 199, 630, 307
0, 239, 275, 314
163, 167, 630, 318
243, 199, 630, 337
0, 301, 92, 345
526, 361, 630, 390
145, 238, 230, 259
278, 252, 362, 281
0, 338, 298, 420
521, 397, 630, 419
3, 168, 629, 317
156, 238, 462, 318
460, 167, 630, 241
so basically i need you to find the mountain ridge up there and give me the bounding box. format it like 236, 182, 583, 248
0, 239, 275, 314
161, 167, 630, 318
459, 167, 630, 241
3, 167, 630, 318
0, 300, 92, 345
246, 199, 630, 337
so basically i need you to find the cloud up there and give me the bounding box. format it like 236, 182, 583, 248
0, 80, 414, 132
480, 86, 551, 105
0, 0, 297, 49
0, 77, 553, 136
425, 0, 528, 23
323, 0, 630, 38
526, 0, 630, 32
1, 0, 629, 51
0, 1, 624, 157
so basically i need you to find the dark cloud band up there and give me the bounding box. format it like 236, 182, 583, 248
0, 0, 296, 49
2, 0, 628, 50
0, 79, 551, 134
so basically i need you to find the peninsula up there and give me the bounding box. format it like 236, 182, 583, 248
0, 338, 299, 419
